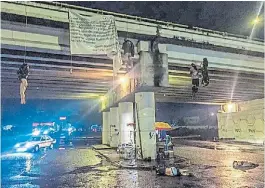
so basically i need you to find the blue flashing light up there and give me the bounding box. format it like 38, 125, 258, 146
32, 130, 40, 136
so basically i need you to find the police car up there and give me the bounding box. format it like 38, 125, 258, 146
14, 135, 56, 153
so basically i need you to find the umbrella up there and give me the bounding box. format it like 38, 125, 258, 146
155, 122, 172, 130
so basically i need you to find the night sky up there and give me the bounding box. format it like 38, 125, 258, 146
64, 1, 264, 39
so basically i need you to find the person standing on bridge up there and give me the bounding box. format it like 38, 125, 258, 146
190, 63, 199, 98
17, 63, 29, 104
201, 58, 209, 87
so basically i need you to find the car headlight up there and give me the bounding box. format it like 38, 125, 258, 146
15, 143, 21, 148
25, 142, 34, 148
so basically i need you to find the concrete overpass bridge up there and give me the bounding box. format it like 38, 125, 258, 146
1, 1, 264, 159
1, 1, 264, 104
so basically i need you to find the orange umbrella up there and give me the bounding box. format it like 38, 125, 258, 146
155, 122, 172, 130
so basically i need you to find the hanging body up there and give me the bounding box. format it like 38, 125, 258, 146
122, 39, 134, 72
190, 63, 199, 94
201, 58, 209, 86
17, 63, 29, 104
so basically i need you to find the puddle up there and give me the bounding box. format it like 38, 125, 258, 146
65, 166, 100, 174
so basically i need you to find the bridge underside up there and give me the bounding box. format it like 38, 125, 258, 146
2, 44, 264, 104
1, 2, 264, 104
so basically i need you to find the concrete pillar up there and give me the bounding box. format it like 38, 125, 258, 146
135, 92, 156, 160
138, 51, 154, 86
156, 45, 169, 87
137, 41, 168, 87
102, 111, 110, 145
118, 102, 134, 145
110, 107, 119, 148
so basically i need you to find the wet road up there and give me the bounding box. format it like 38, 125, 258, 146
174, 141, 264, 188
1, 148, 198, 188
1, 140, 264, 188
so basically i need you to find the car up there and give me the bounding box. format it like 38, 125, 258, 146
14, 135, 56, 153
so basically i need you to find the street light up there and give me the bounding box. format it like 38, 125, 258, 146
100, 96, 106, 101
227, 103, 234, 111
252, 17, 260, 25
249, 2, 264, 39
119, 76, 129, 85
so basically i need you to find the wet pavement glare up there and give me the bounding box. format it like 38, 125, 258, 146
1, 142, 264, 188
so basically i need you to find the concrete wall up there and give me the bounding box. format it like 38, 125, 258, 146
217, 99, 264, 144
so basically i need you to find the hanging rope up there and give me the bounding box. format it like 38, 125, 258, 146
126, 20, 129, 39
24, 4, 28, 64
68, 9, 73, 74
18, 3, 29, 104
70, 54, 73, 74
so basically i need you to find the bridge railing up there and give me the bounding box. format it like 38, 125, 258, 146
41, 1, 264, 43
2, 1, 264, 47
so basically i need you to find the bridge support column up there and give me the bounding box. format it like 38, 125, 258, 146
118, 102, 134, 145
110, 107, 119, 148
137, 41, 169, 87
135, 92, 156, 160
102, 111, 110, 145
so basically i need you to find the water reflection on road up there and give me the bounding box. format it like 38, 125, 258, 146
1, 140, 264, 188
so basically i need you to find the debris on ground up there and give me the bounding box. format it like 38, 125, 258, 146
179, 169, 194, 177
156, 165, 181, 176
233, 161, 259, 171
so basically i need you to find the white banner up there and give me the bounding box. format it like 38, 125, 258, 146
69, 11, 122, 75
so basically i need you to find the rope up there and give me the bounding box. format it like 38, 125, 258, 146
68, 8, 73, 74
126, 20, 129, 39
24, 4, 28, 64
70, 54, 73, 74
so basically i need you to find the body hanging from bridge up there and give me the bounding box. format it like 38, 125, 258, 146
151, 25, 165, 87
17, 63, 29, 104
122, 38, 135, 72
201, 58, 209, 87
190, 63, 199, 98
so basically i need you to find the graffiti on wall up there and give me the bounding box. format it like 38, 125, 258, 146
217, 109, 264, 143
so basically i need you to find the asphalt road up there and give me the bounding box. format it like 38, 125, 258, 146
1, 139, 264, 188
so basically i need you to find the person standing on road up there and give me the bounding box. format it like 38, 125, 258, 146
17, 63, 29, 104
190, 63, 199, 98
